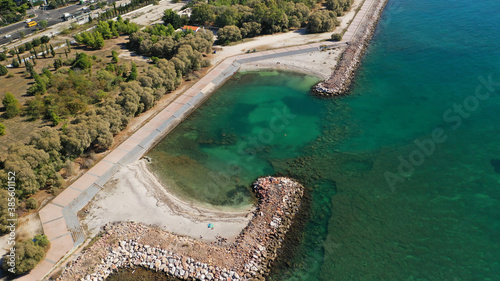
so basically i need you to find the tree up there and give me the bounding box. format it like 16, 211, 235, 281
0, 122, 5, 136
97, 21, 113, 39
127, 62, 137, 81
53, 57, 62, 70
11, 58, 20, 68
0, 64, 7, 76
2, 93, 21, 118
190, 4, 215, 26
162, 9, 183, 29
217, 25, 242, 45
1, 239, 46, 275
0, 52, 6, 61
73, 52, 92, 70
39, 20, 48, 29
50, 45, 55, 57
17, 45, 25, 53
111, 50, 119, 63
93, 31, 105, 49
26, 198, 38, 209
32, 37, 41, 47
331, 33, 343, 41
40, 35, 50, 44
307, 10, 338, 33
240, 22, 262, 38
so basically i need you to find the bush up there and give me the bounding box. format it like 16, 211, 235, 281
1, 239, 47, 275
217, 25, 242, 45
34, 234, 49, 247
331, 33, 343, 41
18, 45, 26, 53
11, 59, 20, 68
0, 122, 5, 136
0, 65, 7, 76
2, 93, 21, 118
307, 10, 338, 33
73, 53, 92, 70
26, 198, 38, 209
0, 52, 6, 61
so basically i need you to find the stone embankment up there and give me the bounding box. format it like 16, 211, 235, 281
57, 177, 304, 281
313, 0, 389, 97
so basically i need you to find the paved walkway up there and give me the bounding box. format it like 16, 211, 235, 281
21, 0, 380, 279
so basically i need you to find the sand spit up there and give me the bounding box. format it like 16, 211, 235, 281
57, 177, 304, 281
313, 0, 389, 96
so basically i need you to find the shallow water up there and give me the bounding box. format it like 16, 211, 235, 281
146, 0, 500, 279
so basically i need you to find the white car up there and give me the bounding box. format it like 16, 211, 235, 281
25, 19, 32, 23
4, 34, 11, 38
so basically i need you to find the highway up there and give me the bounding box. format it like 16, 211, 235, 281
0, 3, 95, 46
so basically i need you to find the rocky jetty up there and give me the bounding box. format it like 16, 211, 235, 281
313, 0, 389, 97
56, 177, 304, 281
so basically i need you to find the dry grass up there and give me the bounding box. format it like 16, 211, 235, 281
0, 36, 149, 158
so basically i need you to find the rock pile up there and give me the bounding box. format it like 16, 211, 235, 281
313, 0, 389, 97
56, 177, 304, 281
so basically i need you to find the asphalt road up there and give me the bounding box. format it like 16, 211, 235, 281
0, 3, 91, 46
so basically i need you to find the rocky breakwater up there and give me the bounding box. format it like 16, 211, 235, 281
56, 177, 304, 281
313, 0, 389, 97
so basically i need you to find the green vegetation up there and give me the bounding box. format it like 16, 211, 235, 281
162, 9, 187, 29
74, 18, 139, 49
307, 10, 339, 33
0, 122, 5, 136
217, 25, 242, 45
39, 19, 48, 29
2, 92, 22, 118
331, 33, 343, 41
178, 0, 351, 44
0, 64, 7, 76
1, 235, 49, 275
0, 0, 29, 26
26, 197, 38, 209
0, 15, 214, 200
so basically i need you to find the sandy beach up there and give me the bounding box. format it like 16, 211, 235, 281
239, 46, 345, 80
81, 160, 254, 243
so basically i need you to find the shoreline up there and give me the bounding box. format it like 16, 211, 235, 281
313, 0, 389, 96
57, 177, 305, 281
81, 160, 254, 243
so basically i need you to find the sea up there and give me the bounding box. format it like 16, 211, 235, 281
141, 0, 500, 280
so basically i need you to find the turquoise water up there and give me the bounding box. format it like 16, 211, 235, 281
147, 0, 500, 279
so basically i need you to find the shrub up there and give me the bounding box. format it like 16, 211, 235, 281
18, 45, 26, 53
0, 52, 6, 61
1, 238, 47, 275
0, 65, 7, 76
73, 53, 92, 70
2, 93, 21, 118
26, 198, 38, 209
217, 25, 242, 45
34, 234, 49, 247
331, 33, 343, 41
0, 122, 5, 136
307, 10, 339, 33
11, 59, 20, 68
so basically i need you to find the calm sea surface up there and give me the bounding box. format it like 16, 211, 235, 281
146, 0, 500, 279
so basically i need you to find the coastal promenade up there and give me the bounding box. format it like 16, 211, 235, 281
21, 0, 381, 279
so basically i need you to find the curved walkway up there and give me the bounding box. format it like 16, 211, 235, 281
21, 0, 380, 279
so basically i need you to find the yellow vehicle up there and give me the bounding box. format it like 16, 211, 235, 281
26, 21, 37, 28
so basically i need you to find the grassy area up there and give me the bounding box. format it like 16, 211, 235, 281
0, 35, 148, 157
